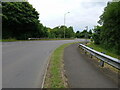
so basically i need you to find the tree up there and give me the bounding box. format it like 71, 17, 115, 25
65, 26, 75, 38
75, 31, 80, 38
92, 26, 102, 44
2, 2, 45, 40
48, 25, 75, 38
76, 29, 91, 38
97, 1, 120, 54
88, 29, 92, 38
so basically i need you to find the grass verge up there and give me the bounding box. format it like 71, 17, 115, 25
86, 42, 120, 59
44, 42, 78, 88
1, 38, 75, 42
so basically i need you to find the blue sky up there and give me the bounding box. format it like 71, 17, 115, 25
28, 0, 112, 32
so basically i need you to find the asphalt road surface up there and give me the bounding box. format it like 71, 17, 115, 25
64, 43, 118, 88
2, 39, 84, 88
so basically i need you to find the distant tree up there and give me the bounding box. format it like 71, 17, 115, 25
76, 31, 80, 38
48, 25, 75, 38
76, 30, 90, 38
88, 29, 92, 39
88, 29, 92, 35
66, 26, 75, 38
92, 26, 102, 44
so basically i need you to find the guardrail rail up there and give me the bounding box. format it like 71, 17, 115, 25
79, 44, 120, 70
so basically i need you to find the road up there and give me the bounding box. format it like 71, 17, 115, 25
2, 39, 84, 88
64, 43, 118, 88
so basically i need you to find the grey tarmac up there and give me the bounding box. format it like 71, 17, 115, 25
2, 39, 83, 88
64, 43, 118, 88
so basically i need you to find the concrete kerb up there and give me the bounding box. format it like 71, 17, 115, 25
41, 50, 54, 88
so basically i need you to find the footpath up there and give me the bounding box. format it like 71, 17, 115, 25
64, 43, 118, 88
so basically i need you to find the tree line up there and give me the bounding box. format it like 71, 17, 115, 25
47, 26, 75, 38
2, 2, 77, 40
2, 1, 119, 55
92, 1, 120, 55
2, 2, 48, 40
76, 29, 92, 39
2, 2, 93, 40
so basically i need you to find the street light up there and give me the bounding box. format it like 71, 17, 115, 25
64, 12, 70, 38
85, 26, 88, 44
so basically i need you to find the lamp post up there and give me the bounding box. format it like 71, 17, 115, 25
64, 12, 70, 38
85, 26, 88, 44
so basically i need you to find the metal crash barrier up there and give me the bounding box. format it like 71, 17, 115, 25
79, 44, 120, 70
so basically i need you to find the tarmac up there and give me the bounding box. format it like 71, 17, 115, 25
64, 43, 118, 88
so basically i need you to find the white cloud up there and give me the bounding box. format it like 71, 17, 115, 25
28, 0, 112, 32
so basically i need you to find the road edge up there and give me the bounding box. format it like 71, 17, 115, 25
41, 50, 54, 88
42, 42, 79, 88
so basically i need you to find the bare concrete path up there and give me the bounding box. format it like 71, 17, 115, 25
64, 43, 118, 88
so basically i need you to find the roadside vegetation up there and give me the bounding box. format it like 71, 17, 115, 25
2, 1, 119, 56
87, 42, 120, 59
2, 2, 92, 41
89, 2, 120, 57
75, 29, 92, 39
1, 39, 17, 42
44, 42, 78, 88
2, 2, 74, 40
1, 38, 75, 42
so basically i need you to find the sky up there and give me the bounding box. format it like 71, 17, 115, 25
28, 0, 112, 32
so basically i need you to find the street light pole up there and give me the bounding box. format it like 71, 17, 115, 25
85, 26, 88, 44
64, 12, 70, 38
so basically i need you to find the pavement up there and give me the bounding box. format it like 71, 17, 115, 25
2, 39, 84, 88
64, 43, 118, 88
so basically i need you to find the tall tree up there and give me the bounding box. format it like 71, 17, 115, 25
97, 1, 120, 54
2, 2, 45, 39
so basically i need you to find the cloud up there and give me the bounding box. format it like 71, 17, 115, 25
28, 0, 112, 32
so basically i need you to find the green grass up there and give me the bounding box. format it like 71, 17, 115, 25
44, 42, 78, 88
87, 42, 120, 59
1, 38, 75, 42
1, 39, 17, 42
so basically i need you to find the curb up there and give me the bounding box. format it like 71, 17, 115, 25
41, 51, 53, 88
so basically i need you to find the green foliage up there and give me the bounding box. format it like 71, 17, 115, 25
93, 2, 120, 55
48, 25, 75, 38
75, 30, 92, 39
44, 42, 78, 88
92, 26, 102, 44
65, 26, 75, 38
2, 2, 76, 40
2, 2, 47, 40
87, 43, 120, 59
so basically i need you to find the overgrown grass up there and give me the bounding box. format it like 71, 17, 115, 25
44, 42, 78, 88
87, 42, 120, 59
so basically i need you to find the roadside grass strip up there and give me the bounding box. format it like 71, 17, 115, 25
86, 42, 120, 72
2, 39, 17, 42
1, 38, 74, 42
44, 42, 78, 88
87, 42, 120, 60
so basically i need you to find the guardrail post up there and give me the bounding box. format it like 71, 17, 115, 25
100, 60, 104, 67
78, 44, 120, 70
90, 53, 93, 58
